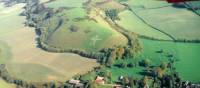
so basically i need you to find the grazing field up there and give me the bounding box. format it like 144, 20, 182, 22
120, 0, 170, 9
0, 3, 99, 82
41, 0, 128, 52
103, 39, 200, 82
105, 62, 143, 82
116, 0, 200, 40
139, 39, 200, 82
116, 10, 172, 40
137, 7, 200, 40
46, 0, 86, 8
0, 79, 15, 88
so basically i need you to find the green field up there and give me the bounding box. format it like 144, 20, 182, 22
120, 0, 170, 9
0, 0, 200, 87
137, 7, 200, 40
116, 0, 200, 40
103, 39, 200, 82
41, 0, 128, 52
105, 63, 143, 81
46, 0, 85, 8
140, 39, 200, 82
116, 10, 172, 40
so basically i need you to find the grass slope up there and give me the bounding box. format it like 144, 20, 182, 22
0, 3, 99, 82
42, 0, 128, 52
0, 79, 15, 88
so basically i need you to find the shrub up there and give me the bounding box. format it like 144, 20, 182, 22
127, 63, 134, 68
139, 59, 151, 67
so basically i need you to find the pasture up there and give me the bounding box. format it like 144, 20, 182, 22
117, 0, 200, 40
139, 39, 200, 82
104, 38, 200, 83
137, 6, 200, 40
42, 0, 128, 52
116, 10, 172, 40
0, 3, 99, 82
46, 0, 86, 8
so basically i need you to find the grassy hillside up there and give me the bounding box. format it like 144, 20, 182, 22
0, 79, 15, 88
37, 0, 128, 52
0, 2, 99, 82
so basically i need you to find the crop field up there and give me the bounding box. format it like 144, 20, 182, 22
0, 3, 99, 82
139, 39, 200, 82
116, 0, 200, 40
0, 79, 15, 88
0, 41, 11, 64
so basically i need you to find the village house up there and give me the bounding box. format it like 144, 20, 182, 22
95, 76, 105, 84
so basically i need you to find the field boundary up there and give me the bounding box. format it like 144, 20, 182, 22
118, 3, 200, 43
184, 2, 200, 16
124, 4, 176, 41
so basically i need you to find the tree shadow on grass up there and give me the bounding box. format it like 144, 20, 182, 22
172, 3, 186, 9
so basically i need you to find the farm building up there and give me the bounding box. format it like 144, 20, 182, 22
68, 79, 84, 88
95, 76, 105, 84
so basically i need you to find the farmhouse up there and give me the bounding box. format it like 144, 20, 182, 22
113, 84, 123, 88
95, 76, 105, 84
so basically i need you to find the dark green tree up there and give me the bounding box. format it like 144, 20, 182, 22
105, 9, 118, 21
